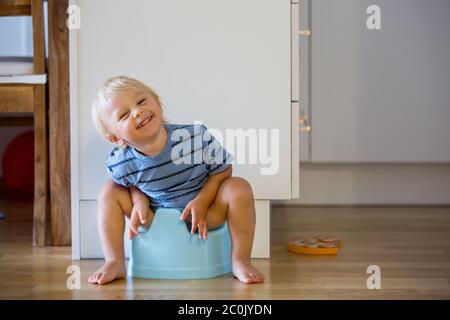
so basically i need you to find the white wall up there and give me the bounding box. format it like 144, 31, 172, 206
0, 1, 48, 57
0, 16, 32, 56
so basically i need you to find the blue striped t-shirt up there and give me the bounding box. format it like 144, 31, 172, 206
106, 123, 233, 211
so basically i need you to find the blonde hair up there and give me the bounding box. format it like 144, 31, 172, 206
91, 75, 166, 137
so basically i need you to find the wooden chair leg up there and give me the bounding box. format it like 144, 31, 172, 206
33, 84, 47, 246
48, 0, 71, 245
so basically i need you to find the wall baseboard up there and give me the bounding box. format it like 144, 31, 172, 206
275, 163, 450, 206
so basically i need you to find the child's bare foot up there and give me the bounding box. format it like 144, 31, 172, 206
88, 260, 126, 285
232, 260, 265, 284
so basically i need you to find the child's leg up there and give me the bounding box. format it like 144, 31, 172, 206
88, 180, 133, 285
206, 177, 265, 284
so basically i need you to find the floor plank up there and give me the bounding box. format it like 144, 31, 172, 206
0, 195, 449, 299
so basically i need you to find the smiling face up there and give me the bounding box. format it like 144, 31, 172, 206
104, 89, 164, 149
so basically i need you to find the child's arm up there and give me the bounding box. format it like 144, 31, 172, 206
180, 165, 232, 239
128, 186, 153, 239
129, 186, 149, 205
195, 165, 232, 206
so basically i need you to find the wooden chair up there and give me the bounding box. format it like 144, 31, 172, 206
0, 0, 48, 246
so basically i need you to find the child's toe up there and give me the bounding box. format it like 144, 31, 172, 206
94, 272, 103, 283
243, 275, 253, 284
97, 273, 109, 284
88, 272, 98, 284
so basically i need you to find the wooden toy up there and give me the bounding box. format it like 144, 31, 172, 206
287, 236, 343, 255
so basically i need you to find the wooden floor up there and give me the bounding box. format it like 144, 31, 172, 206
1, 193, 450, 299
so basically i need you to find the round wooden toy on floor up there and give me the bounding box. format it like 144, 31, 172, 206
287, 236, 343, 255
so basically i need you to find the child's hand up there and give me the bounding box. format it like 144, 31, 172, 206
180, 198, 209, 240
129, 201, 152, 240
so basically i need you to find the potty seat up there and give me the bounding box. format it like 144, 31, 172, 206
127, 208, 232, 279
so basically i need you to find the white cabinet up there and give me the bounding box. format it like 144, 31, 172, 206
70, 0, 300, 259
305, 0, 450, 162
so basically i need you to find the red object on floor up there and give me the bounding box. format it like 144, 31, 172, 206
2, 131, 34, 194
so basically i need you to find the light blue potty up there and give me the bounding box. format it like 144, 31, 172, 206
127, 208, 232, 279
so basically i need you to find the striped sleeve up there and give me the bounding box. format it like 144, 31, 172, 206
105, 147, 134, 187
201, 125, 233, 176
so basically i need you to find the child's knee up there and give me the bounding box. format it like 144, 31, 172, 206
222, 177, 254, 201
99, 180, 128, 199
98, 180, 133, 213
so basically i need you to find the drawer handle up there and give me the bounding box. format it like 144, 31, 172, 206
299, 111, 311, 132
298, 30, 311, 37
